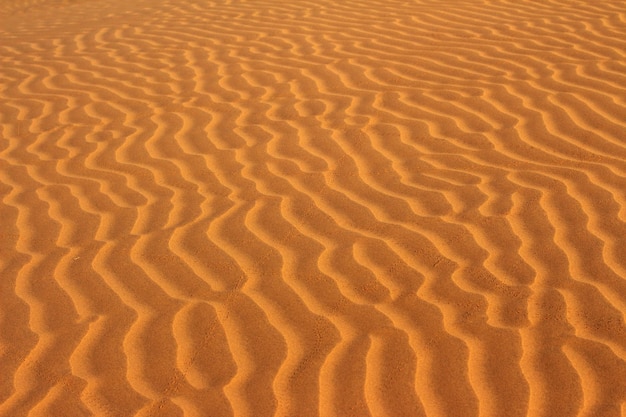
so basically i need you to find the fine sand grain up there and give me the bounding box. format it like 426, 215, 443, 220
1, 0, 626, 416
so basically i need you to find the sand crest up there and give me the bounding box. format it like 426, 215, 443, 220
2, 0, 626, 416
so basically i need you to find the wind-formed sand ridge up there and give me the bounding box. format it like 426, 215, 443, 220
1, 0, 626, 416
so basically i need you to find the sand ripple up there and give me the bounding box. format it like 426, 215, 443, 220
1, 0, 626, 416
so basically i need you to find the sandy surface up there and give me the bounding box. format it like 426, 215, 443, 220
1, 0, 626, 416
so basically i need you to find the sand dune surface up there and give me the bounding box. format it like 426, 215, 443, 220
2, 0, 626, 416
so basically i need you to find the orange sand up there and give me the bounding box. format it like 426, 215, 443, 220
1, 0, 626, 416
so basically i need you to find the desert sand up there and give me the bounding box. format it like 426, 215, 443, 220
1, 0, 626, 416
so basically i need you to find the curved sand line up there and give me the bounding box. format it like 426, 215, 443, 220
2, 0, 626, 416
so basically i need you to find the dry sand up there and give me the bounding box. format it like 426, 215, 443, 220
1, 0, 626, 416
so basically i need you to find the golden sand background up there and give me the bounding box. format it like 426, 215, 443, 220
1, 0, 626, 416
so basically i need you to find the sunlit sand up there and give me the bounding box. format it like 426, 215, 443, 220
2, 0, 626, 416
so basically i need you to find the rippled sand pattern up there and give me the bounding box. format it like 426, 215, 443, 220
2, 0, 626, 416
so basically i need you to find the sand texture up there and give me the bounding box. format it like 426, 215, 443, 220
2, 0, 626, 416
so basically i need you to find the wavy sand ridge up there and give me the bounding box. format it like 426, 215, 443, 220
1, 0, 626, 416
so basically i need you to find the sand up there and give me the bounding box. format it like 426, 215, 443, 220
1, 0, 626, 416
